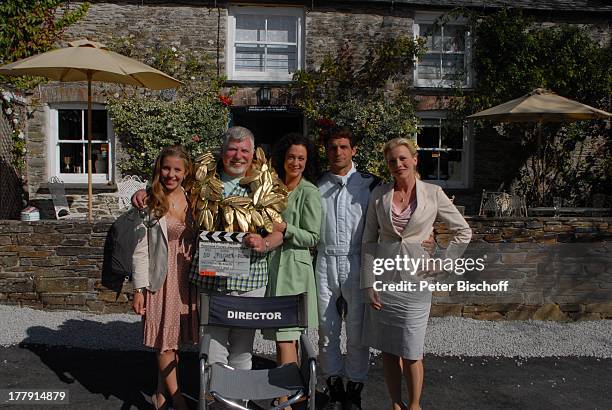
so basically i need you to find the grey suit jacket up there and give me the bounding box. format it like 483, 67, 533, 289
361, 179, 472, 289
132, 212, 169, 292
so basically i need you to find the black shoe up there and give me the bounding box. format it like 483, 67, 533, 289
336, 295, 348, 319
343, 381, 363, 410
323, 376, 345, 410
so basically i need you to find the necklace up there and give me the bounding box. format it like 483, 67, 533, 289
397, 190, 407, 203
169, 194, 182, 210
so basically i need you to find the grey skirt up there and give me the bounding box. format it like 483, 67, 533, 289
361, 291, 432, 360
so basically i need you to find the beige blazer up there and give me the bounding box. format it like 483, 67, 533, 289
132, 213, 169, 292
361, 179, 472, 289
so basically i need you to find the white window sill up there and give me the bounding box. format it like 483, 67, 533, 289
414, 81, 471, 89
228, 75, 295, 83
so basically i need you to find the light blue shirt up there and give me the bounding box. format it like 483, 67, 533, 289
221, 172, 242, 197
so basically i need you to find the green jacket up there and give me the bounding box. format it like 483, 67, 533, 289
266, 178, 322, 328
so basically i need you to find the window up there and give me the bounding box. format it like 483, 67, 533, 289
413, 13, 472, 88
413, 112, 470, 188
48, 104, 113, 183
227, 6, 303, 82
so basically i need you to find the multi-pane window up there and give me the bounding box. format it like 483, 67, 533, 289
414, 115, 469, 188
413, 15, 472, 88
49, 105, 112, 183
228, 6, 303, 81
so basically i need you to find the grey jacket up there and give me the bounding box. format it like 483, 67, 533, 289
132, 212, 169, 292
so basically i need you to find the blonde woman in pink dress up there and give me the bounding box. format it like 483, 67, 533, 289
132, 145, 198, 410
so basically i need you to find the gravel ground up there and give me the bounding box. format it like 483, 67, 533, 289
1, 305, 611, 357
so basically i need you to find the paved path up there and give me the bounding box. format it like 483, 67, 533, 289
1, 345, 611, 409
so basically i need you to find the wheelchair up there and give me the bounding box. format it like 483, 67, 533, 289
198, 292, 317, 410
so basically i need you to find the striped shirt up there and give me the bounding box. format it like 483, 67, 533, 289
189, 178, 268, 291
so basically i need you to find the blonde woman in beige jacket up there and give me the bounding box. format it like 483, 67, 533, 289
132, 145, 197, 410
361, 138, 471, 410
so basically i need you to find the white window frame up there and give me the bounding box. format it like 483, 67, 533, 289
227, 6, 304, 82
47, 103, 114, 184
413, 111, 471, 189
413, 12, 473, 88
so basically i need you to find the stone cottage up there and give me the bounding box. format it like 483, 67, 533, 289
4, 0, 611, 219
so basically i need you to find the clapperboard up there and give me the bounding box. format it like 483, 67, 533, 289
199, 231, 251, 278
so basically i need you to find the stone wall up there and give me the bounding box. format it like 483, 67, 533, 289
0, 219, 128, 313
0, 216, 610, 320
305, 5, 413, 70
431, 217, 612, 320
63, 1, 223, 58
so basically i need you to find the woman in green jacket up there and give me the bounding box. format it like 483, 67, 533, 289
266, 133, 322, 373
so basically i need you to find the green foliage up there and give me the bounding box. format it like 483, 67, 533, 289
0, 0, 90, 89
106, 36, 230, 178
458, 8, 610, 114
291, 38, 426, 178
108, 95, 229, 178
448, 8, 611, 206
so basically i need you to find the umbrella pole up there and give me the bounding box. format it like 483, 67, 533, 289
537, 121, 544, 205
87, 72, 93, 223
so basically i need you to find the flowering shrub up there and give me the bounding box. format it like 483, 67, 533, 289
106, 35, 232, 178
292, 37, 426, 178
108, 93, 230, 178
218, 95, 232, 106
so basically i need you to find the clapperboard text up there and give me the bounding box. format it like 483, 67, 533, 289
199, 231, 251, 277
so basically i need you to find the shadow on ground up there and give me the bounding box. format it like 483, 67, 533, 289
1, 320, 610, 409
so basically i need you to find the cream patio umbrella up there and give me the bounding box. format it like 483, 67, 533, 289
467, 88, 611, 123
467, 88, 611, 205
0, 39, 182, 221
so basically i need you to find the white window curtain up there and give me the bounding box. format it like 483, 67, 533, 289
414, 14, 472, 88
228, 7, 303, 81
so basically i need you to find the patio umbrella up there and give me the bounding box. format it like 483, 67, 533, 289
467, 88, 611, 122
0, 39, 182, 222
467, 88, 611, 205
